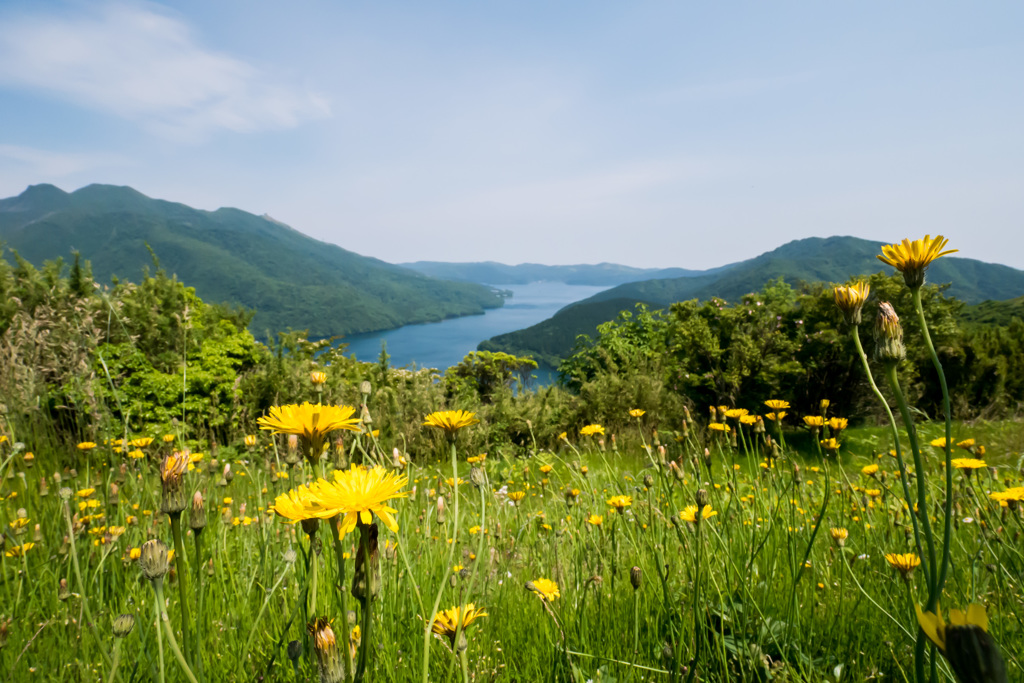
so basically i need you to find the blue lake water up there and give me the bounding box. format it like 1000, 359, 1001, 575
341, 282, 608, 380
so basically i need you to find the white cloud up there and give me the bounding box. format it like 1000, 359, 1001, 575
0, 1, 330, 140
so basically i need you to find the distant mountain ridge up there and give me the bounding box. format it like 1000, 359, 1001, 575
479, 236, 1024, 367
0, 184, 504, 338
401, 260, 735, 286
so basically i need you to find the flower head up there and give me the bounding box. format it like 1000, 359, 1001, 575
834, 281, 871, 325
885, 552, 921, 579
606, 495, 632, 511
878, 235, 957, 288
431, 604, 488, 646
580, 424, 605, 437
526, 577, 560, 601
951, 458, 986, 470
628, 409, 645, 418
309, 370, 327, 386
915, 603, 1006, 681
803, 415, 824, 428
679, 505, 717, 523
830, 527, 849, 547
307, 617, 343, 683
309, 465, 410, 538
764, 399, 790, 411
4, 542, 35, 558
77, 441, 97, 451
587, 514, 603, 527
423, 410, 480, 435
258, 403, 361, 465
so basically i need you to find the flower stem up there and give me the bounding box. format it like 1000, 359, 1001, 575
154, 581, 199, 683
883, 363, 937, 592
63, 499, 115, 673
332, 517, 354, 680
170, 514, 195, 668
851, 326, 926, 565
354, 525, 375, 683
423, 440, 461, 683
911, 286, 955, 608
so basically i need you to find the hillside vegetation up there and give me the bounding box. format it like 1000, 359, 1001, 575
0, 184, 504, 339
482, 236, 1024, 364
401, 260, 729, 285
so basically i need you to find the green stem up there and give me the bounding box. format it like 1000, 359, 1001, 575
332, 517, 354, 680
851, 326, 927, 564
355, 525, 375, 682
911, 287, 955, 607
884, 363, 938, 595
155, 581, 200, 683
459, 647, 470, 683
170, 515, 194, 668
423, 440, 461, 683
154, 582, 166, 683
193, 530, 205, 683
63, 499, 115, 673
106, 640, 123, 683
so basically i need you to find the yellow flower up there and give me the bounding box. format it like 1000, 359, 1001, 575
580, 424, 605, 437
309, 465, 411, 538
466, 454, 487, 464
885, 553, 921, 578
861, 464, 879, 476
527, 577, 560, 601
628, 409, 645, 418
989, 487, 1024, 503
508, 491, 526, 504
679, 505, 717, 523
128, 449, 145, 459
724, 408, 748, 419
558, 432, 568, 441
431, 604, 488, 644
131, 437, 154, 448
708, 422, 730, 432
162, 434, 175, 443
878, 235, 957, 288
820, 438, 840, 452
739, 415, 758, 425
829, 527, 848, 545
8, 518, 30, 530
803, 416, 824, 428
129, 547, 142, 560
4, 542, 35, 558
270, 486, 322, 523
422, 410, 480, 434
161, 452, 189, 483
77, 488, 96, 498
310, 370, 327, 385
916, 604, 1002, 665
764, 399, 790, 410
539, 464, 553, 474
834, 281, 871, 324
77, 441, 97, 450
258, 403, 361, 462
606, 495, 632, 511
244, 435, 257, 447
468, 525, 481, 535
828, 417, 848, 431
951, 458, 986, 470
956, 438, 975, 450
766, 412, 787, 422
587, 514, 603, 526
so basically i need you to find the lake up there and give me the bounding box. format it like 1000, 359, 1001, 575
341, 282, 608, 381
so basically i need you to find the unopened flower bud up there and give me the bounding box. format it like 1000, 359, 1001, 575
189, 491, 207, 532
695, 488, 709, 511
630, 566, 642, 590
874, 302, 906, 363
112, 614, 135, 638
436, 497, 446, 524
140, 539, 170, 582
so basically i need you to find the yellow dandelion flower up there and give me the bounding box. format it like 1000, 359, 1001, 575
258, 403, 361, 462
803, 415, 824, 427
628, 409, 645, 418
587, 514, 603, 526
764, 399, 790, 410
679, 505, 717, 523
312, 465, 411, 538
580, 424, 605, 437
422, 410, 480, 434
834, 281, 871, 324
708, 422, 730, 432
527, 577, 560, 601
606, 495, 632, 511
431, 604, 488, 645
885, 552, 921, 578
77, 441, 97, 451
878, 235, 957, 288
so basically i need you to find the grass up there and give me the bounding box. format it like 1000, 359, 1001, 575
1, 414, 1022, 682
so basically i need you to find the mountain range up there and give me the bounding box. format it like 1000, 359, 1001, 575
401, 260, 733, 286
0, 184, 504, 339
477, 236, 1024, 367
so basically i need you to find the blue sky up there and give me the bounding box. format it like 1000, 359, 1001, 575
1, 1, 1022, 269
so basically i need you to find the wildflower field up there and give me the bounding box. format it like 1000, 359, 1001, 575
1, 236, 1023, 682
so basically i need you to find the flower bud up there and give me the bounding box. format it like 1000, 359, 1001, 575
360, 380, 372, 396
189, 491, 207, 532
695, 488, 709, 511
874, 302, 906, 363
112, 613, 135, 638
436, 496, 446, 524
630, 566, 642, 590
140, 539, 170, 582
643, 474, 654, 489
